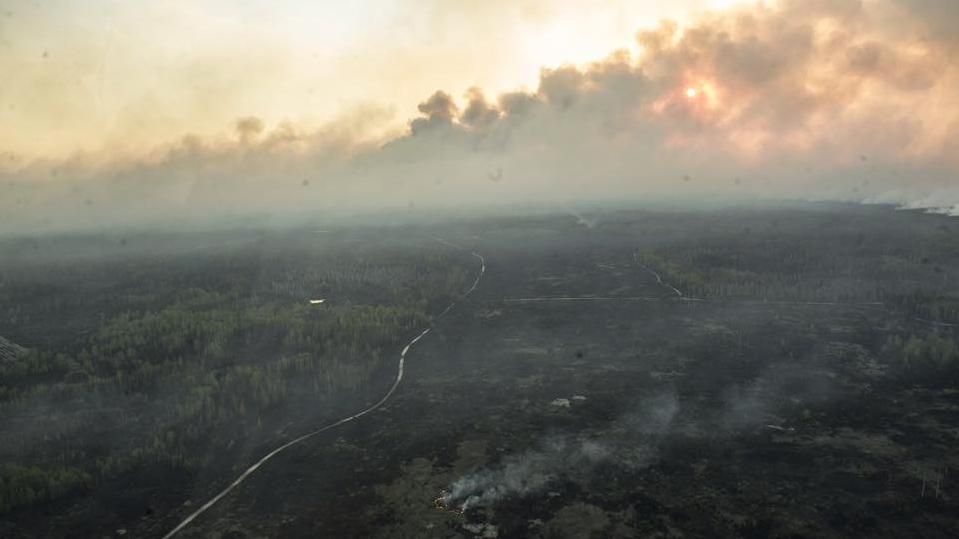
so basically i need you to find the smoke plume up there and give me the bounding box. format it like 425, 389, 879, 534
3, 0, 959, 234
441, 392, 679, 510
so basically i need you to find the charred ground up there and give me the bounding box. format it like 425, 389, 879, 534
2, 202, 958, 538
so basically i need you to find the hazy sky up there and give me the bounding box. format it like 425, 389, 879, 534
0, 0, 743, 159
1, 0, 958, 232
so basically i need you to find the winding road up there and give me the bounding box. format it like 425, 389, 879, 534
161, 239, 485, 539
633, 252, 684, 297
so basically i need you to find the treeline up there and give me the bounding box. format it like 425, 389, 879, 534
0, 464, 91, 514
883, 332, 959, 384
0, 299, 426, 392
636, 240, 956, 305
0, 234, 471, 348
889, 292, 959, 325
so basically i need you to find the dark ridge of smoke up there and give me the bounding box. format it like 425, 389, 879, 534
460, 87, 500, 128
411, 91, 459, 135
235, 116, 265, 144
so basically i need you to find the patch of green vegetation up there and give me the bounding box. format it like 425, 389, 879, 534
0, 231, 473, 519
0, 464, 91, 513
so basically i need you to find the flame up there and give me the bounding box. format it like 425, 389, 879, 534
434, 491, 465, 515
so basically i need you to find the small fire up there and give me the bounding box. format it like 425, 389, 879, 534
434, 490, 465, 515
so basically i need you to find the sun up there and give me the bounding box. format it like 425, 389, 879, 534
686, 87, 698, 98
707, 0, 746, 8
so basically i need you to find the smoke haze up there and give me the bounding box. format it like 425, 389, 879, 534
2, 1, 958, 233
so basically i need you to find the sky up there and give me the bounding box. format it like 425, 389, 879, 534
1, 0, 958, 232
0, 0, 740, 158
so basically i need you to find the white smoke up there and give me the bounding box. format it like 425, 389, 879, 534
439, 372, 838, 512
443, 436, 607, 511
441, 392, 678, 511
719, 362, 837, 431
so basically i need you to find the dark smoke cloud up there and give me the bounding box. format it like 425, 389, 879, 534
410, 91, 459, 135
460, 88, 500, 128
235, 116, 265, 144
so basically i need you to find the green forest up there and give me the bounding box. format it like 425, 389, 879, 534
0, 232, 473, 515
634, 213, 959, 384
